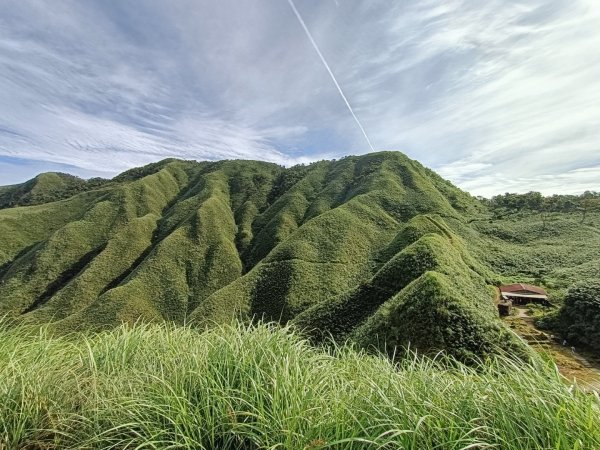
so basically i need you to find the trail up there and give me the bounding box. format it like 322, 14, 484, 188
505, 306, 600, 392
286, 0, 375, 152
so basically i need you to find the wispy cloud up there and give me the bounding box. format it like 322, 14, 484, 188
286, 0, 375, 151
321, 0, 600, 194
0, 0, 599, 195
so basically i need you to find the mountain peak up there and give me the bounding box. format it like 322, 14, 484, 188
0, 153, 549, 360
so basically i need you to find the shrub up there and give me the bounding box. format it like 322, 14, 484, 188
557, 280, 600, 352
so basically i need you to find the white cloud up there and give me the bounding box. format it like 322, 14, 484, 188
326, 0, 600, 194
0, 0, 599, 196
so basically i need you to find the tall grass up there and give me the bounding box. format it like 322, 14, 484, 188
1, 321, 598, 449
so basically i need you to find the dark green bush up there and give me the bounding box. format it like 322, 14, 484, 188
557, 280, 600, 352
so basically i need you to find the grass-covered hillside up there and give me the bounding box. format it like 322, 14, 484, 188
0, 172, 109, 209
471, 211, 600, 297
0, 152, 598, 359
1, 321, 598, 450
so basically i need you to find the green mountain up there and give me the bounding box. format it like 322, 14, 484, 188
1, 152, 598, 360
0, 172, 109, 209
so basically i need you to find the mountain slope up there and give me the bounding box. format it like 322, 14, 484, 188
0, 152, 529, 359
0, 172, 109, 209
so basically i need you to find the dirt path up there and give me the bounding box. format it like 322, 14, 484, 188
504, 306, 600, 392
515, 307, 528, 319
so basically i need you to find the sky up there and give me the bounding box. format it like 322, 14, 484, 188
1, 0, 599, 196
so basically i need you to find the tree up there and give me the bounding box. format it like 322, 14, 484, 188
579, 191, 600, 224
523, 191, 543, 211
485, 191, 598, 220
557, 281, 600, 353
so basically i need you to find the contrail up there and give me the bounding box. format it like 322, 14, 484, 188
286, 0, 375, 151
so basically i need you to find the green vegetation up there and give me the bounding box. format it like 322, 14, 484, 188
470, 208, 600, 294
1, 321, 598, 450
0, 172, 109, 209
0, 152, 598, 361
1, 152, 600, 448
538, 281, 600, 353
472, 191, 600, 354
483, 190, 600, 220
294, 219, 522, 362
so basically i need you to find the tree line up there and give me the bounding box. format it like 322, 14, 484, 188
479, 191, 600, 224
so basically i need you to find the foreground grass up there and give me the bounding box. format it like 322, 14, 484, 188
1, 322, 599, 449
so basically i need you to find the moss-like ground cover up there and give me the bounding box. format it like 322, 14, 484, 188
0, 152, 598, 360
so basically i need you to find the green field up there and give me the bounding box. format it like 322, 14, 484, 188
1, 321, 598, 450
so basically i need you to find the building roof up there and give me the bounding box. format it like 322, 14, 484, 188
501, 293, 548, 300
500, 283, 547, 296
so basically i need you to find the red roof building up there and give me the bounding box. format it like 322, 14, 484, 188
500, 283, 548, 304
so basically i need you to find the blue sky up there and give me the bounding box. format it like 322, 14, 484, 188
1, 0, 599, 195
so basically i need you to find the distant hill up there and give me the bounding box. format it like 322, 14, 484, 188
0, 172, 109, 209
1, 152, 598, 360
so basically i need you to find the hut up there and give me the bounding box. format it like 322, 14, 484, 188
499, 283, 548, 305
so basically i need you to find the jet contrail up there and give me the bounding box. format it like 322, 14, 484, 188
286, 0, 375, 152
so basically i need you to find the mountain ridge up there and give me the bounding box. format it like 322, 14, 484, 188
2, 151, 596, 360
